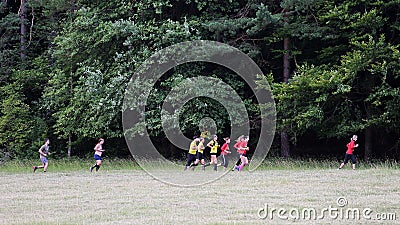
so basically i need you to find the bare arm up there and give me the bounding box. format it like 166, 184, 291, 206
38, 149, 47, 157
38, 146, 47, 157
94, 144, 105, 152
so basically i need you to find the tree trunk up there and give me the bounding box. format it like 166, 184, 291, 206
364, 92, 374, 161
216, 31, 222, 42
283, 37, 290, 83
48, 14, 56, 66
281, 11, 291, 158
19, 0, 27, 66
67, 77, 73, 157
281, 131, 290, 158
67, 133, 72, 157
364, 127, 373, 161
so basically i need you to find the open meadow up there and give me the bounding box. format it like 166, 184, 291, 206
0, 159, 399, 224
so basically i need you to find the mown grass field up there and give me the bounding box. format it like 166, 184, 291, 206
0, 159, 399, 224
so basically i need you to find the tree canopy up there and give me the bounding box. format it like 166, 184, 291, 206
0, 0, 399, 160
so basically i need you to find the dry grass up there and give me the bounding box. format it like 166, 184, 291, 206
0, 168, 399, 224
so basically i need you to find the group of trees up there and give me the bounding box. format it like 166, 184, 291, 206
1, 0, 399, 160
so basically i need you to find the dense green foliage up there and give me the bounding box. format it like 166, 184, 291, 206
0, 0, 399, 160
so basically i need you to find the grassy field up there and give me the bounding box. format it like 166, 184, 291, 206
0, 159, 399, 224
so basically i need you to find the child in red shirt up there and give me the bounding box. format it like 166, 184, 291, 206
218, 137, 231, 170
338, 135, 359, 170
237, 136, 249, 171
232, 135, 244, 171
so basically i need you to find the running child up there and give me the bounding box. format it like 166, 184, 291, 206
338, 135, 359, 170
232, 135, 244, 171
218, 137, 231, 170
236, 136, 249, 171
185, 136, 199, 171
90, 138, 105, 172
190, 137, 206, 170
32, 138, 50, 173
204, 135, 219, 171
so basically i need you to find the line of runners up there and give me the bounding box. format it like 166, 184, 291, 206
184, 135, 250, 171
31, 134, 359, 172
33, 138, 105, 173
